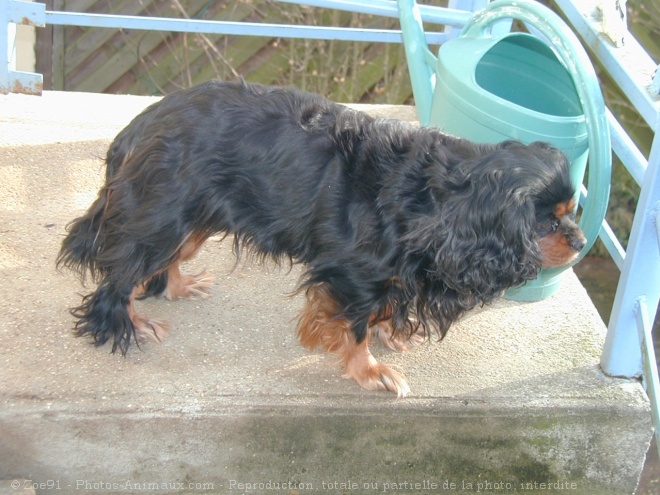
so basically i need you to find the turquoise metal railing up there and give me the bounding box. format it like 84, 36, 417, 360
550, 0, 660, 452
0, 0, 455, 95
2, 0, 659, 449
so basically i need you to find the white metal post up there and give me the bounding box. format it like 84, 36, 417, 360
602, 123, 660, 377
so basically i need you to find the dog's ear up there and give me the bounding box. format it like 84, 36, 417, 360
404, 153, 544, 300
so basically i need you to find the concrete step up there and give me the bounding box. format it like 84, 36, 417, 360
0, 92, 651, 494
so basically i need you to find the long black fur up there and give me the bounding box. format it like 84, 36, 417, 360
57, 79, 581, 355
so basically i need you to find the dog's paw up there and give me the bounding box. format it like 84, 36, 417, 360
132, 315, 170, 343
164, 270, 214, 300
344, 353, 410, 398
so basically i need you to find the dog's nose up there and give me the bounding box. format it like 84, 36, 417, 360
571, 236, 586, 252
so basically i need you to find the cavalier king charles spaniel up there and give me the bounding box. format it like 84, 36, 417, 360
58, 79, 585, 397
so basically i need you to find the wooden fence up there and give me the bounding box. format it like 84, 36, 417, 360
36, 0, 415, 103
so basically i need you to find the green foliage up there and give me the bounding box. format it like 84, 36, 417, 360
110, 1, 416, 104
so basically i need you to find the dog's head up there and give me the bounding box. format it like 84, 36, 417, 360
402, 140, 585, 303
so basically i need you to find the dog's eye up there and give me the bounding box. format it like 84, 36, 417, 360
551, 220, 560, 232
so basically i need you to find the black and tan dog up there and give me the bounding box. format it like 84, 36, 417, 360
58, 79, 585, 397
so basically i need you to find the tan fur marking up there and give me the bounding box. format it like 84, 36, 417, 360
538, 232, 577, 267
178, 232, 207, 261
553, 199, 575, 218
296, 284, 349, 352
567, 198, 575, 213
543, 199, 583, 267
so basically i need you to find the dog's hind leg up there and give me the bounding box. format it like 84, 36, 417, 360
161, 232, 214, 300
128, 286, 169, 343
132, 231, 214, 301
297, 284, 410, 397
69, 229, 204, 351
163, 265, 214, 300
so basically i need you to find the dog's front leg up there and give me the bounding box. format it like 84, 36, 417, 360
296, 283, 410, 397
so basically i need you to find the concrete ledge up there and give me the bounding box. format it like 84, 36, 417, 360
0, 92, 652, 494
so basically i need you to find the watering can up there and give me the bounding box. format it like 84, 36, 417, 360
398, 0, 611, 301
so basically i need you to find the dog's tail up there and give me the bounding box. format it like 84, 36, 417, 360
71, 279, 137, 355
56, 192, 108, 283
57, 137, 132, 282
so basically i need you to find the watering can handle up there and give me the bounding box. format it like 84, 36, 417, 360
397, 0, 436, 126
461, 0, 611, 260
